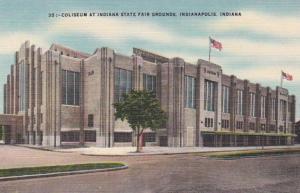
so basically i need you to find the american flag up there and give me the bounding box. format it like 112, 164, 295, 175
282, 71, 293, 81
210, 37, 223, 51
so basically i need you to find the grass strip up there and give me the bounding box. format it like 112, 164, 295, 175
0, 163, 125, 177
196, 148, 300, 159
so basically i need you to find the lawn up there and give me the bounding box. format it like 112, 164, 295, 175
196, 148, 300, 159
0, 162, 125, 177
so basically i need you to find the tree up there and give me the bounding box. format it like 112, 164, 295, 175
113, 90, 167, 152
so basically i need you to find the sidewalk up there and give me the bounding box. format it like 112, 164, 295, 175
54, 144, 300, 156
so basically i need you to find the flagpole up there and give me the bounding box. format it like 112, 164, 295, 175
208, 37, 211, 62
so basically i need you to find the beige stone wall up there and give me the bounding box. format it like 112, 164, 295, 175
2, 41, 296, 147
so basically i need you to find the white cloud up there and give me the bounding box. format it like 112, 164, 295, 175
219, 37, 300, 57
0, 32, 49, 55
50, 17, 175, 44
49, 16, 210, 50
210, 11, 300, 38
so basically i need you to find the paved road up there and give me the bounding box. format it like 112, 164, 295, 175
0, 145, 299, 193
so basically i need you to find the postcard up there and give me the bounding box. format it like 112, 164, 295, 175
0, 1, 299, 193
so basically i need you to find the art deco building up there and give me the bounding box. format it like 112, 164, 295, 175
0, 41, 296, 147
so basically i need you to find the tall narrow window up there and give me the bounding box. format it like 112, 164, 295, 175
88, 114, 94, 128
185, 76, 196, 108
261, 96, 266, 118
114, 68, 132, 102
62, 70, 80, 105
143, 74, 157, 95
280, 100, 287, 121
204, 80, 216, 111
222, 85, 229, 113
236, 90, 243, 115
250, 92, 256, 117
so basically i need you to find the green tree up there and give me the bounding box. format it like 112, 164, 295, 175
113, 90, 167, 152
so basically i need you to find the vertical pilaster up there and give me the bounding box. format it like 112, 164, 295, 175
35, 48, 42, 145
176, 58, 185, 147
230, 75, 237, 146
10, 65, 14, 114
266, 87, 272, 133
6, 75, 10, 114
29, 45, 35, 145
195, 64, 201, 146
168, 58, 185, 147
3, 84, 7, 114
97, 48, 114, 147
43, 50, 60, 147
159, 60, 175, 146
256, 84, 261, 133
14, 52, 19, 114
24, 42, 30, 144
133, 55, 143, 90
79, 60, 85, 145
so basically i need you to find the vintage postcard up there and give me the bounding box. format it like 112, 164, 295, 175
0, 0, 299, 193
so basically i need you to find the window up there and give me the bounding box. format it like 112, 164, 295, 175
144, 133, 156, 142
249, 122, 255, 130
221, 119, 230, 129
250, 92, 256, 117
61, 131, 79, 142
261, 124, 266, 132
222, 86, 229, 113
261, 96, 266, 118
236, 90, 243, 115
279, 125, 284, 132
185, 76, 196, 108
236, 121, 243, 130
280, 100, 287, 121
88, 114, 94, 128
143, 74, 157, 95
114, 132, 132, 142
85, 130, 96, 142
114, 68, 132, 102
62, 70, 80, 105
271, 98, 276, 120
40, 113, 43, 123
204, 80, 216, 111
269, 124, 276, 132
205, 118, 214, 128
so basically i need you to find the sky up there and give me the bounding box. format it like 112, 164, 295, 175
0, 0, 300, 118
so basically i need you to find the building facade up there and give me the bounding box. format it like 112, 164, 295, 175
1, 41, 296, 147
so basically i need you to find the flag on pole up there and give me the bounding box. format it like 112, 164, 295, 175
210, 37, 223, 51
282, 71, 293, 81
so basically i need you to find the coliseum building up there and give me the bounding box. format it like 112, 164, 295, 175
0, 41, 296, 147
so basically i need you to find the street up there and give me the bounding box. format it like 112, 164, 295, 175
0, 145, 299, 193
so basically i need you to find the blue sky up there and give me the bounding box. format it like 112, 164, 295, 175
0, 0, 300, 118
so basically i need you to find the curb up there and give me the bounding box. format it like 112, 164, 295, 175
81, 151, 199, 156
14, 145, 75, 153
12, 144, 300, 156
0, 165, 128, 182
80, 147, 300, 157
